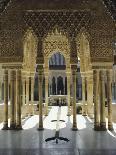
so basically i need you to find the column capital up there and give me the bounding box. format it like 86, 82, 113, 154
99, 70, 105, 81
107, 70, 113, 81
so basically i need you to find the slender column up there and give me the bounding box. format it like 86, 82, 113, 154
82, 76, 87, 116
45, 73, 49, 116
26, 77, 30, 115
67, 73, 71, 116
93, 70, 100, 130
10, 70, 16, 129
56, 77, 57, 95
31, 76, 34, 115
114, 83, 116, 100
22, 78, 26, 105
63, 77, 65, 95
38, 67, 44, 130
107, 70, 113, 130
99, 70, 106, 131
0, 81, 2, 102
26, 77, 29, 105
2, 70, 9, 130
16, 70, 22, 130
72, 69, 78, 130
87, 74, 94, 118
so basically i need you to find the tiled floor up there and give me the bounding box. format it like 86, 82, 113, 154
0, 106, 116, 155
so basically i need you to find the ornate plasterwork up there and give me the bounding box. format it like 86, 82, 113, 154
23, 29, 37, 72
44, 28, 70, 59
76, 31, 92, 72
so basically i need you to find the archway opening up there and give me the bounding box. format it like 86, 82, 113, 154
48, 52, 67, 106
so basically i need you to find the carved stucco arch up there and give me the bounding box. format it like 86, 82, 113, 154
23, 28, 38, 74
76, 28, 92, 72
43, 27, 70, 69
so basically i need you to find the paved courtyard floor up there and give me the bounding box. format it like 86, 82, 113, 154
0, 106, 116, 155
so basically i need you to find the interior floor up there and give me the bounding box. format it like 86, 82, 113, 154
0, 106, 116, 155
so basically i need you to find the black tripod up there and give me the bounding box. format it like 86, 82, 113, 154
45, 106, 69, 144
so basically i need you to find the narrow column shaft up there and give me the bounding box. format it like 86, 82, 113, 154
93, 70, 100, 130
72, 70, 78, 130
107, 70, 113, 130
16, 70, 22, 129
99, 70, 106, 130
67, 74, 71, 116
0, 81, 2, 102
56, 77, 57, 95
45, 74, 49, 116
87, 75, 94, 118
2, 70, 9, 130
38, 70, 44, 130
31, 76, 34, 115
22, 78, 26, 105
26, 77, 29, 105
82, 76, 86, 116
10, 70, 16, 129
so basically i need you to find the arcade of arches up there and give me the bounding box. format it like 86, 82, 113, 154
0, 0, 116, 133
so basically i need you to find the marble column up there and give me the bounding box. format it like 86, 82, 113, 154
114, 83, 116, 100
72, 69, 78, 130
45, 73, 49, 116
26, 77, 29, 115
22, 78, 26, 105
82, 76, 87, 116
10, 70, 16, 130
87, 74, 94, 118
56, 77, 57, 95
93, 70, 100, 130
31, 76, 34, 115
16, 70, 22, 130
99, 70, 106, 131
67, 73, 71, 116
2, 70, 9, 130
26, 77, 29, 105
107, 70, 113, 130
38, 68, 44, 130
63, 77, 65, 95
0, 81, 2, 102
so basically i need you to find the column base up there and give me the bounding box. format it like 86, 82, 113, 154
72, 127, 78, 131
100, 122, 107, 131
9, 123, 16, 130
15, 125, 23, 130
37, 128, 44, 131
88, 114, 94, 119
94, 125, 100, 131
108, 124, 114, 131
2, 123, 9, 130
82, 114, 87, 116
67, 113, 71, 116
